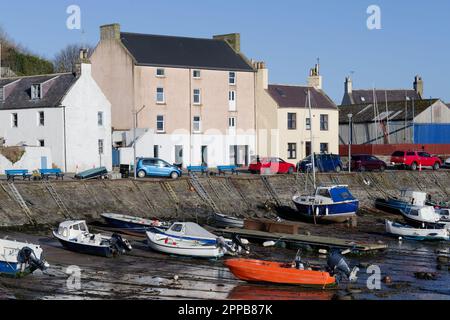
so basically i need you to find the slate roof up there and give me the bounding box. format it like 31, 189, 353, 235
339, 99, 439, 124
267, 85, 337, 109
343, 89, 421, 105
0, 73, 77, 110
120, 32, 254, 72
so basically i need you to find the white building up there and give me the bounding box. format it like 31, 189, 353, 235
0, 60, 112, 172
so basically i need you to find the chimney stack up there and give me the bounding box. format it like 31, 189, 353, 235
345, 76, 353, 94
414, 75, 423, 98
213, 33, 240, 52
100, 23, 121, 41
307, 63, 322, 90
253, 61, 268, 90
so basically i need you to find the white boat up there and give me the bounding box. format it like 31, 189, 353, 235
437, 208, 450, 229
146, 230, 225, 258
212, 212, 245, 228
0, 238, 49, 277
385, 220, 449, 241
400, 206, 442, 227
155, 222, 219, 245
53, 220, 132, 257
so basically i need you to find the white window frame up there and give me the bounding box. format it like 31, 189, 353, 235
156, 87, 165, 104
193, 116, 201, 133
31, 84, 42, 100
306, 118, 311, 131
11, 113, 18, 128
38, 111, 45, 127
156, 115, 165, 133
97, 111, 104, 127
229, 71, 236, 85
228, 90, 236, 111
193, 70, 201, 79
193, 89, 201, 105
228, 117, 236, 128
156, 68, 165, 77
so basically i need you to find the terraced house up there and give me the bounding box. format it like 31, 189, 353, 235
255, 63, 339, 163
91, 24, 257, 168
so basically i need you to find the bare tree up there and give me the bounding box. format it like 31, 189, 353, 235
53, 44, 93, 73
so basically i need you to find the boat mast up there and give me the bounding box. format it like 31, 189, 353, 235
308, 89, 316, 189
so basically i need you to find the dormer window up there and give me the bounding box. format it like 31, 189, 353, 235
31, 84, 42, 100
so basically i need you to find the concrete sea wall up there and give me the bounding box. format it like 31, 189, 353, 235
0, 171, 449, 227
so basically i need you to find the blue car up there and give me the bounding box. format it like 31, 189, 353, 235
297, 154, 343, 173
136, 158, 182, 179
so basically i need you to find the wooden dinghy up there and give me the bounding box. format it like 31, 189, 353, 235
225, 258, 336, 288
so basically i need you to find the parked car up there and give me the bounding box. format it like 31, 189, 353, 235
297, 154, 343, 173
444, 158, 450, 169
249, 157, 296, 174
350, 154, 387, 172
136, 158, 182, 179
390, 151, 442, 171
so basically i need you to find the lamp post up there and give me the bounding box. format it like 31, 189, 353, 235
348, 113, 353, 173
133, 105, 148, 180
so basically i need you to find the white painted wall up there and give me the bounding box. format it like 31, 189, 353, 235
0, 147, 52, 172
122, 129, 256, 167
62, 64, 112, 172
0, 107, 65, 168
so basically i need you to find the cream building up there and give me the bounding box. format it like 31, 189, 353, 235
255, 63, 339, 163
90, 24, 257, 168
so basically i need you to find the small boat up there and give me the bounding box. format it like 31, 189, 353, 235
53, 220, 132, 257
211, 212, 245, 229
400, 206, 441, 227
101, 213, 170, 233
291, 185, 359, 223
375, 190, 427, 215
225, 259, 336, 288
74, 167, 108, 180
385, 220, 449, 241
0, 238, 49, 277
437, 208, 450, 229
153, 222, 219, 245
146, 230, 225, 258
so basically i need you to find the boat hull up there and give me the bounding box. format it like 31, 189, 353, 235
292, 200, 358, 223
101, 214, 162, 234
213, 213, 245, 228
54, 234, 114, 258
375, 198, 411, 215
146, 232, 223, 258
225, 259, 336, 288
385, 220, 449, 241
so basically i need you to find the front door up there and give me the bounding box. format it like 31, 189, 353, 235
40, 156, 48, 169
175, 145, 183, 166
201, 146, 208, 166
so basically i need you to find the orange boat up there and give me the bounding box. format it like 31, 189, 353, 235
225, 258, 336, 288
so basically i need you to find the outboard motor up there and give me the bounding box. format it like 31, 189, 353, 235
110, 234, 132, 255
327, 250, 358, 282
17, 247, 48, 273
231, 234, 250, 253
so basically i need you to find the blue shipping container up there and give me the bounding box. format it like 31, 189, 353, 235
414, 124, 450, 144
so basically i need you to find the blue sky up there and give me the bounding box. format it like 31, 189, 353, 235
1, 0, 449, 103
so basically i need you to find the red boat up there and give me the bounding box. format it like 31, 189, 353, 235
225, 258, 336, 288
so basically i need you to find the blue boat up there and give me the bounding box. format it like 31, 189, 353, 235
0, 239, 49, 277
375, 190, 427, 215
292, 185, 359, 223
101, 213, 170, 234
53, 221, 132, 258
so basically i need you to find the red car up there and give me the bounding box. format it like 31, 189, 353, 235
351, 154, 387, 172
249, 157, 296, 174
391, 151, 442, 171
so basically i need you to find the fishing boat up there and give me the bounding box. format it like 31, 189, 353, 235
375, 190, 427, 215
146, 230, 225, 258
0, 238, 49, 277
292, 185, 359, 223
399, 206, 441, 227
385, 220, 449, 241
211, 212, 245, 229
153, 222, 219, 245
53, 221, 132, 257
101, 213, 170, 233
